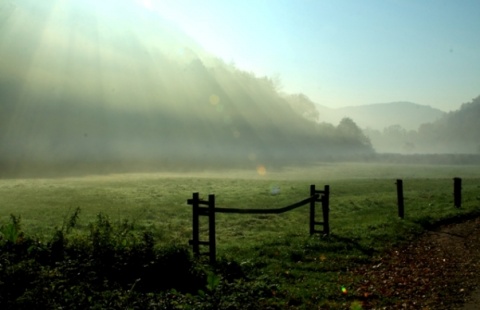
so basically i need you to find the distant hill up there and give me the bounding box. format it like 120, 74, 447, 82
0, 1, 373, 177
316, 102, 446, 130
415, 95, 480, 153
359, 96, 480, 154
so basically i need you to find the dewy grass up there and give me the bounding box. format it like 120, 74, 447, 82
0, 163, 480, 308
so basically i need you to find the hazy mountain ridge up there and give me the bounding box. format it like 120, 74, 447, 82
284, 93, 479, 154
362, 96, 480, 154
316, 101, 446, 130
417, 95, 480, 153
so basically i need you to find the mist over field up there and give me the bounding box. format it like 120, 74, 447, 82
0, 0, 376, 177
1, 0, 479, 178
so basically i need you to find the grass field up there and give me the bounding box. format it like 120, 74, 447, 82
1, 162, 480, 308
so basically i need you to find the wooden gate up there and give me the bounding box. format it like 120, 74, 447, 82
187, 184, 330, 264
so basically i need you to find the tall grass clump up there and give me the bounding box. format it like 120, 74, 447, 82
0, 214, 23, 244
0, 211, 215, 309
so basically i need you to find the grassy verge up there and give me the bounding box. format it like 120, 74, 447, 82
0, 163, 479, 308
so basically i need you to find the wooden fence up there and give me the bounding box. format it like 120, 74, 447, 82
187, 178, 463, 264
396, 177, 463, 219
187, 184, 330, 264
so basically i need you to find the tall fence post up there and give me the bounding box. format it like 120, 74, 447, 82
396, 179, 404, 219
208, 194, 216, 264
309, 185, 316, 235
191, 192, 200, 256
453, 177, 462, 208
322, 185, 330, 235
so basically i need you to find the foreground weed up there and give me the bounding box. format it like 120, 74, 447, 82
0, 214, 23, 244
63, 206, 81, 233
350, 300, 363, 309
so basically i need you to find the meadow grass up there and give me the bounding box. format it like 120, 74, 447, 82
1, 162, 478, 241
1, 162, 479, 308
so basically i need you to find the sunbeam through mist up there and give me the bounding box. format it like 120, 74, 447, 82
1, 0, 479, 178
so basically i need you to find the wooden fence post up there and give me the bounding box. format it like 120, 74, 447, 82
191, 192, 200, 256
309, 185, 316, 235
453, 177, 462, 208
322, 185, 330, 235
208, 194, 216, 264
396, 179, 404, 219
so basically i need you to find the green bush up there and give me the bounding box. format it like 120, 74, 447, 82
0, 213, 213, 309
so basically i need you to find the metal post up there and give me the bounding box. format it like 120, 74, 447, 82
309, 184, 315, 235
396, 179, 404, 219
454, 177, 462, 208
208, 194, 216, 264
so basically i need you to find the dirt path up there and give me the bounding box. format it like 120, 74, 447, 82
350, 217, 480, 309
462, 289, 480, 310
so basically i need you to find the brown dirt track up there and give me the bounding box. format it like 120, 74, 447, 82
350, 216, 480, 309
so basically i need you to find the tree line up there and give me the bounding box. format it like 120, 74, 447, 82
0, 54, 373, 177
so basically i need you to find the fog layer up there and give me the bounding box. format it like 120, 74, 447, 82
0, 0, 374, 177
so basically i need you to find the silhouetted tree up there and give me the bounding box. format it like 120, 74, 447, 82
337, 117, 372, 147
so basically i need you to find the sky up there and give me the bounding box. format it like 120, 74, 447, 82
138, 0, 480, 111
